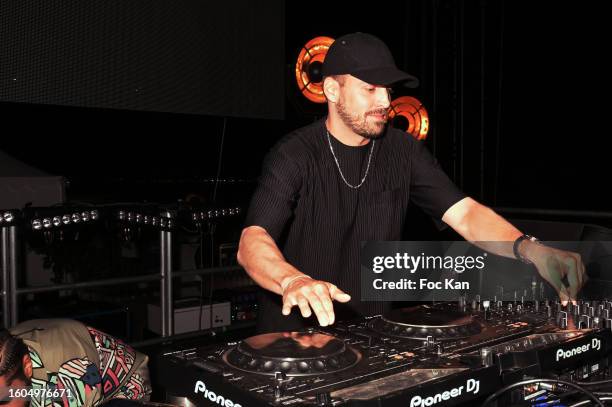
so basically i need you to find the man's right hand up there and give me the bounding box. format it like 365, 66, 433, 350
281, 277, 351, 326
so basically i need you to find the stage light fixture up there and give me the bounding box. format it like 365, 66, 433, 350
2, 212, 16, 223
115, 209, 173, 231
388, 96, 429, 140
26, 207, 101, 233
295, 36, 335, 103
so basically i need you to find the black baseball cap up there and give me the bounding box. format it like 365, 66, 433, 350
322, 32, 419, 88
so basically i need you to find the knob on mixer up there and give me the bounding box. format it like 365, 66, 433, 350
424, 335, 436, 349
574, 304, 581, 317
274, 372, 287, 399
480, 347, 493, 367
482, 300, 490, 320
458, 296, 467, 312
316, 393, 332, 407
593, 317, 603, 329
558, 311, 568, 329
579, 315, 592, 330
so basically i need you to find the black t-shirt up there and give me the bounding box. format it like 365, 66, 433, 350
245, 118, 466, 332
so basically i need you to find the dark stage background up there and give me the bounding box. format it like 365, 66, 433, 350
1, 1, 608, 212
0, 0, 285, 120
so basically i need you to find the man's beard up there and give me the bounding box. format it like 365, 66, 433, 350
336, 100, 388, 139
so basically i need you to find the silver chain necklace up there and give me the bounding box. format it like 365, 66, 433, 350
326, 130, 375, 189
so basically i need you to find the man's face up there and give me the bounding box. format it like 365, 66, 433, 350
334, 75, 392, 139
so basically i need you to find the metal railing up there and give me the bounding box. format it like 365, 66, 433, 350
0, 211, 252, 345
1, 225, 17, 329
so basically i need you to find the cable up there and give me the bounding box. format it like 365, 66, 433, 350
208, 223, 215, 335
208, 116, 226, 334
575, 379, 612, 387
569, 396, 612, 407
480, 378, 604, 407
212, 117, 227, 204
535, 398, 561, 406
197, 228, 205, 331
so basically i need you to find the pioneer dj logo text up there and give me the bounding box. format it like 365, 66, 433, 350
409, 378, 480, 407
194, 380, 242, 407
372, 253, 486, 274
556, 338, 602, 362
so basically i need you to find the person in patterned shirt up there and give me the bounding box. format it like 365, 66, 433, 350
1, 319, 151, 406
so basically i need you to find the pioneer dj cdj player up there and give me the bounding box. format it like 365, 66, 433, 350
158, 300, 612, 406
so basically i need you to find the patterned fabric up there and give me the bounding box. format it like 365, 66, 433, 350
12, 320, 151, 407
29, 349, 102, 407
114, 372, 148, 400
29, 347, 44, 368
87, 327, 137, 399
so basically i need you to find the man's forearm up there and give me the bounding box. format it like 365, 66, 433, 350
444, 198, 586, 301
444, 198, 523, 259
236, 226, 307, 295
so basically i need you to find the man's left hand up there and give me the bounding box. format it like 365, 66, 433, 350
523, 242, 587, 304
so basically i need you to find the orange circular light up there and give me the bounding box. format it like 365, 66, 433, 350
295, 36, 335, 104
388, 96, 429, 140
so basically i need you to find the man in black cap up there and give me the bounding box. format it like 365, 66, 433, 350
237, 32, 586, 332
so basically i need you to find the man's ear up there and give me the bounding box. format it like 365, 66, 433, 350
323, 77, 340, 103
22, 354, 33, 378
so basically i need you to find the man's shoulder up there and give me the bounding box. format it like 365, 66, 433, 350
383, 126, 417, 146
380, 126, 418, 159
271, 119, 324, 159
